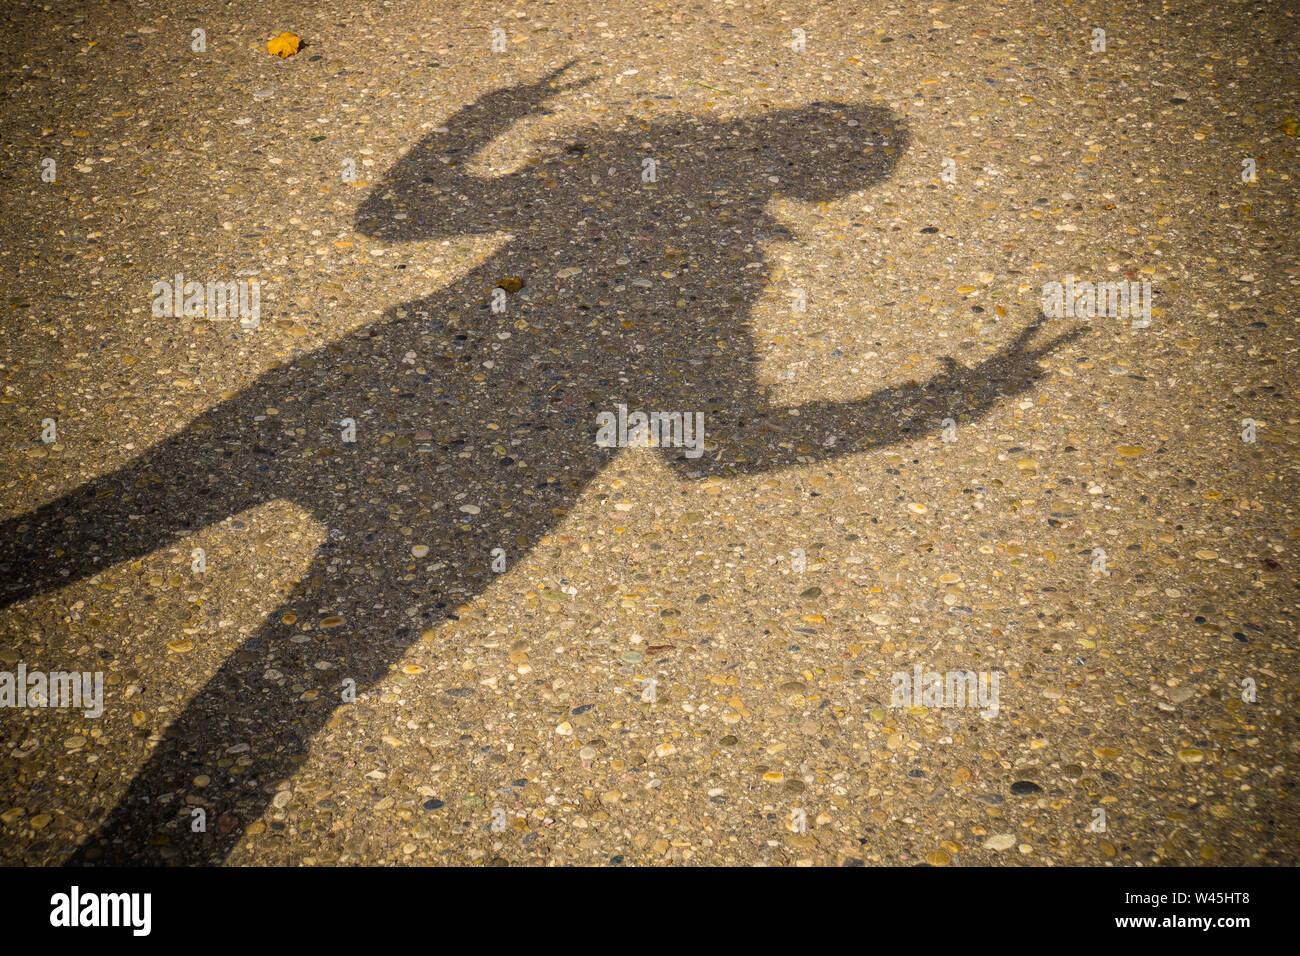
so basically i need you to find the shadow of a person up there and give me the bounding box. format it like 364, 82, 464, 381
0, 63, 1079, 864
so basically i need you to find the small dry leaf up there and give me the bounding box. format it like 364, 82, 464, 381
1279, 116, 1300, 137
267, 32, 302, 58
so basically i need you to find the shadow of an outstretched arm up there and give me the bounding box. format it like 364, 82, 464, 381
675, 317, 1083, 477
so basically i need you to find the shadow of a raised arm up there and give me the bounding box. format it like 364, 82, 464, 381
0, 405, 270, 610
355, 60, 594, 241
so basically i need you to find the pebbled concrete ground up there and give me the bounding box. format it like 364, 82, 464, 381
0, 0, 1296, 866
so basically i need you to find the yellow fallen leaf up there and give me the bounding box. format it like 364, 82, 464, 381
267, 32, 302, 58
1279, 116, 1300, 137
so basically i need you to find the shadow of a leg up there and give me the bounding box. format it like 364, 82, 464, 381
65, 422, 610, 865
66, 565, 373, 865
0, 427, 268, 610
